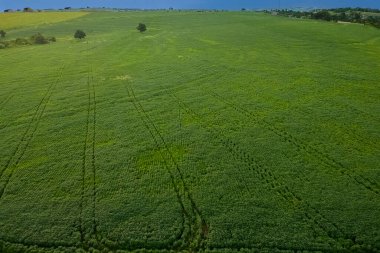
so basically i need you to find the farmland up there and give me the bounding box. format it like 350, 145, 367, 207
0, 12, 88, 29
0, 10, 379, 253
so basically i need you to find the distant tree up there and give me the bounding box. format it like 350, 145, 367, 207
23, 7, 33, 12
312, 10, 332, 21
241, 8, 246, 11
136, 23, 147, 33
338, 12, 347, 21
351, 11, 362, 22
0, 30, 6, 38
74, 30, 86, 39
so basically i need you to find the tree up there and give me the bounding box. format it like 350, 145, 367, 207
136, 23, 147, 33
0, 30, 5, 38
23, 7, 33, 12
74, 30, 86, 39
312, 10, 332, 21
338, 12, 347, 21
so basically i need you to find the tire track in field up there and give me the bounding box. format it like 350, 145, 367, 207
0, 66, 65, 200
151, 65, 379, 195
298, 110, 378, 153
0, 75, 363, 253
0, 93, 14, 130
78, 66, 98, 247
160, 85, 353, 249
0, 93, 13, 109
0, 238, 77, 252
90, 68, 98, 241
126, 84, 208, 251
0, 238, 333, 253
208, 91, 380, 196
234, 86, 379, 153
329, 99, 379, 122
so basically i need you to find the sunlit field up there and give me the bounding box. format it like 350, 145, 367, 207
0, 11, 379, 252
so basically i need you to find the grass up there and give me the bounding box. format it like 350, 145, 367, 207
0, 11, 379, 253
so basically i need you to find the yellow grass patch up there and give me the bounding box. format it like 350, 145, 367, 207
113, 75, 132, 81
0, 12, 89, 30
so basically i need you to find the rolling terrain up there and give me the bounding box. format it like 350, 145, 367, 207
0, 11, 379, 252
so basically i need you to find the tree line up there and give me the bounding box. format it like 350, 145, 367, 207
268, 8, 380, 28
0, 23, 147, 49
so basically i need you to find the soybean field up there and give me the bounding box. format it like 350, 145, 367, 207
0, 11, 379, 253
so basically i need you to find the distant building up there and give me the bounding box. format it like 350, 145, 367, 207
23, 7, 34, 12
4, 9, 13, 13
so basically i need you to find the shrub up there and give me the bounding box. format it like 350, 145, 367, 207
15, 38, 30, 45
31, 33, 49, 44
136, 23, 147, 32
48, 36, 56, 42
0, 30, 5, 38
74, 30, 86, 39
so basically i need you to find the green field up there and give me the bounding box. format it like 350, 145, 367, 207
0, 11, 379, 253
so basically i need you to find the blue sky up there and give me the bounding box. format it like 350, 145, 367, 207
1, 0, 380, 11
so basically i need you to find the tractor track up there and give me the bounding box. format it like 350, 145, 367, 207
208, 90, 380, 196
159, 84, 355, 249
90, 68, 98, 240
143, 66, 379, 195
0, 66, 377, 251
126, 84, 208, 251
0, 65, 65, 200
0, 238, 339, 253
78, 65, 98, 247
0, 93, 13, 109
0, 94, 15, 131
234, 86, 379, 153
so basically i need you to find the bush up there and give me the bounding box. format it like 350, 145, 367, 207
31, 33, 49, 44
74, 30, 86, 39
136, 23, 147, 32
0, 43, 6, 49
0, 30, 5, 38
15, 38, 30, 45
48, 36, 56, 42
